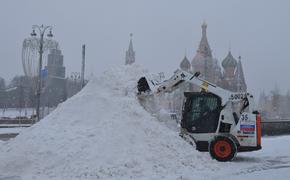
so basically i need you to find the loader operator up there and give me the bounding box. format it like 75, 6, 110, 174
190, 98, 212, 133
199, 99, 210, 117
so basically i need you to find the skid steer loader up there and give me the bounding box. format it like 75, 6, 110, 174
137, 69, 261, 162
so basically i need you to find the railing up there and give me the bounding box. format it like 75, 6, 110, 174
261, 119, 290, 136
0, 117, 36, 140
0, 117, 35, 128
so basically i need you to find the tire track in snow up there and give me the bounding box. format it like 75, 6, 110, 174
233, 156, 290, 175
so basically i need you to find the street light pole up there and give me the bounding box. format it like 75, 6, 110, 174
30, 25, 53, 121
70, 72, 81, 94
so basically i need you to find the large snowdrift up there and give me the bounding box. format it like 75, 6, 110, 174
0, 65, 213, 179
0, 64, 290, 180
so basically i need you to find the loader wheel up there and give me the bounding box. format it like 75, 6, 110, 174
209, 136, 237, 162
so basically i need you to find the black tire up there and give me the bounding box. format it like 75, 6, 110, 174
209, 136, 237, 162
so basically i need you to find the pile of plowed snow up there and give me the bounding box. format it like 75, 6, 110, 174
0, 65, 214, 180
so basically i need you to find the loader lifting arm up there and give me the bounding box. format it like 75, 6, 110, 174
137, 69, 253, 107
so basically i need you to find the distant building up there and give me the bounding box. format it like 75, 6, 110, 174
167, 22, 248, 114
43, 49, 67, 106
258, 90, 290, 120
179, 55, 191, 91
125, 33, 135, 65
186, 22, 247, 92
235, 56, 247, 92
180, 56, 191, 72
45, 49, 65, 78
221, 53, 247, 92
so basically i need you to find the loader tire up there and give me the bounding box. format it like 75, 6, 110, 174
209, 136, 237, 162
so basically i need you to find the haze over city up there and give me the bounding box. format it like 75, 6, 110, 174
1, 1, 290, 179
0, 0, 290, 97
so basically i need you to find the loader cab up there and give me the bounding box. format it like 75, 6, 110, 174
181, 92, 222, 133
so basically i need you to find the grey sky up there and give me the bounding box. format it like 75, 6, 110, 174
0, 0, 289, 97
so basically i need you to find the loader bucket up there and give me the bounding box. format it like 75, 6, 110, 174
137, 77, 151, 94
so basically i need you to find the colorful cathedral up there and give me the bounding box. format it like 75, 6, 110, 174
123, 24, 248, 114
180, 22, 247, 92
165, 22, 248, 115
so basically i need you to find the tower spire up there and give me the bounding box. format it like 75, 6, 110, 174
235, 55, 247, 91
129, 33, 133, 51
202, 21, 207, 37
125, 33, 135, 65
197, 21, 212, 58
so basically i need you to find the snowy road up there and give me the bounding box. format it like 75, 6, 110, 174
1, 136, 290, 180
213, 136, 290, 180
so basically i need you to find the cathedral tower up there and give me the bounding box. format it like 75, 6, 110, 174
180, 55, 191, 72
235, 56, 247, 92
125, 33, 135, 65
222, 51, 237, 91
191, 22, 220, 84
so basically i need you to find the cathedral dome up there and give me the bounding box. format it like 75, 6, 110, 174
222, 51, 237, 68
192, 53, 205, 66
180, 56, 191, 71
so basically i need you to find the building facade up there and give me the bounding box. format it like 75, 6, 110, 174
43, 49, 67, 106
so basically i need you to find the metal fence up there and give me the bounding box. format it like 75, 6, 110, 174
261, 119, 290, 136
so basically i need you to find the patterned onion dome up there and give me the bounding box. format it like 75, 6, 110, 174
180, 56, 191, 70
222, 51, 237, 68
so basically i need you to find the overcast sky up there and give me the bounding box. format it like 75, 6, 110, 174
0, 0, 289, 97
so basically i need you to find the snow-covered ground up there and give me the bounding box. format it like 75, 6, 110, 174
0, 64, 289, 180
0, 108, 34, 118
0, 128, 24, 134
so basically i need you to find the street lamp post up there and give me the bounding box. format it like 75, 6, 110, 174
70, 72, 81, 92
30, 25, 53, 121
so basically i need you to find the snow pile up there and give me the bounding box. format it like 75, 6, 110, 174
1, 64, 290, 180
0, 64, 212, 179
